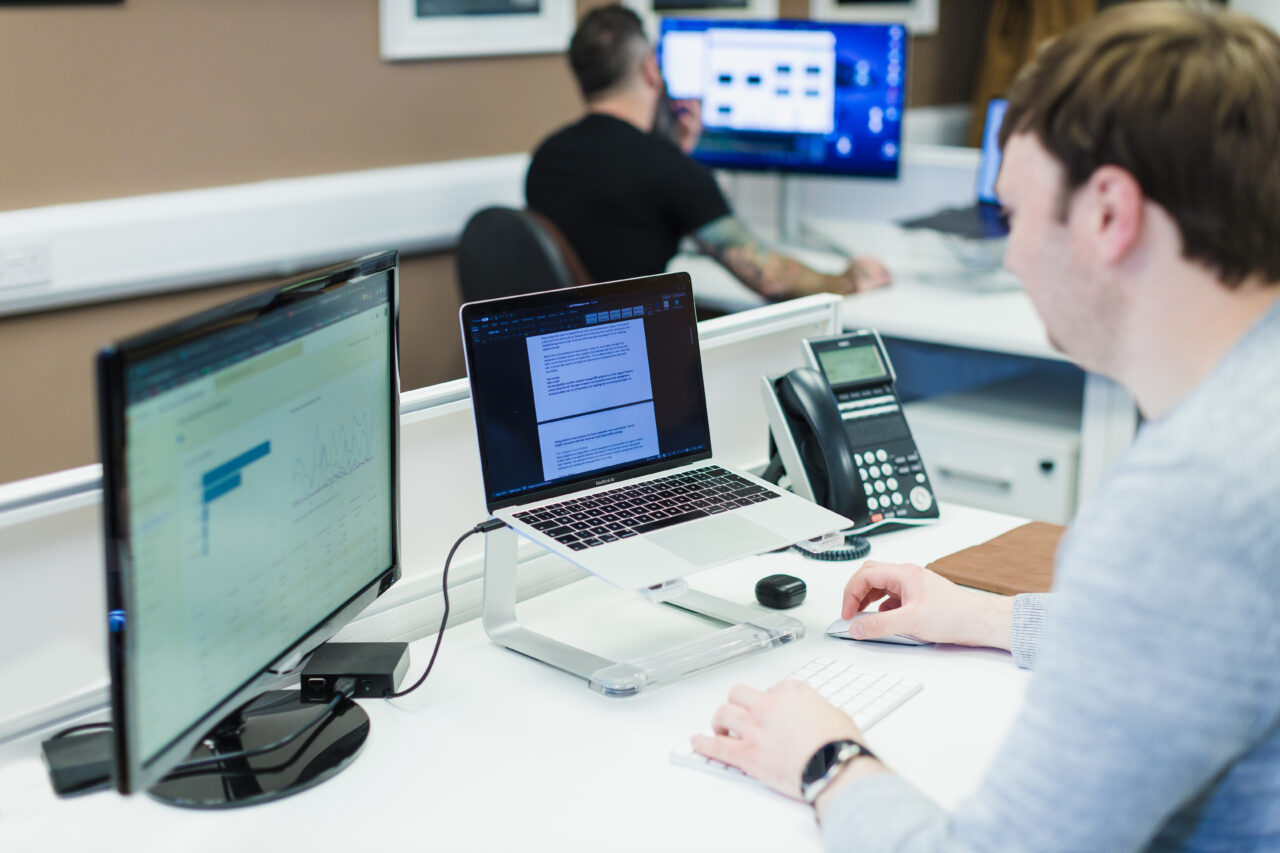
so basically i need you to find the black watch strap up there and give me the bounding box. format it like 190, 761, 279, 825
800, 738, 873, 804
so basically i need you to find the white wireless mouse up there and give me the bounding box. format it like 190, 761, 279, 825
826, 614, 931, 646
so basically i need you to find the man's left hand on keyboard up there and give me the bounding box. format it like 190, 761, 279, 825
689, 679, 884, 801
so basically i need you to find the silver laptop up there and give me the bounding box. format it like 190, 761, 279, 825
900, 97, 1010, 240
460, 272, 851, 590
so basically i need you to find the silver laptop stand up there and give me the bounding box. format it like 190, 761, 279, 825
481, 526, 804, 697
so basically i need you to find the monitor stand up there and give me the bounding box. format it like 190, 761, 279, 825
778, 175, 806, 248
147, 690, 369, 808
777, 176, 852, 260
481, 526, 803, 696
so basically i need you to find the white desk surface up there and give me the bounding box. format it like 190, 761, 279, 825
813, 221, 1055, 361
677, 220, 1056, 362
0, 504, 1028, 853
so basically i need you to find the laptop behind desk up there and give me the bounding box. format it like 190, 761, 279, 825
901, 98, 1010, 240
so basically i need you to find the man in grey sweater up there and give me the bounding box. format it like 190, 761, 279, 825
691, 4, 1280, 850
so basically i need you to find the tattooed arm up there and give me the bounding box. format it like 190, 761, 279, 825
693, 215, 890, 300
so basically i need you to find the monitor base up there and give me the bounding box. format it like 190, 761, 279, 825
147, 690, 369, 809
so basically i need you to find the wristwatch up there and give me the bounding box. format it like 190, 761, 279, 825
800, 739, 873, 805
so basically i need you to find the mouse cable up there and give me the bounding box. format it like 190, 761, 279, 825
795, 532, 871, 562
384, 519, 507, 699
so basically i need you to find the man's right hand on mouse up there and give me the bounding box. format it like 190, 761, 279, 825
841, 560, 1016, 650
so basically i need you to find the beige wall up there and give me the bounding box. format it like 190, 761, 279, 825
0, 0, 990, 484
0, 0, 583, 210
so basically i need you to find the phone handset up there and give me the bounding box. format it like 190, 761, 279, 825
761, 368, 867, 525
762, 334, 940, 536
651, 83, 681, 148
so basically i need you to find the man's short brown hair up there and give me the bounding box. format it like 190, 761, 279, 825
568, 4, 650, 102
1000, 2, 1280, 287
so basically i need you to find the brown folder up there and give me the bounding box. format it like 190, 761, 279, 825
926, 521, 1065, 595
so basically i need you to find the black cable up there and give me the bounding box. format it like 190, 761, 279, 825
384, 519, 506, 699
796, 532, 871, 562
45, 679, 354, 787
169, 676, 357, 773
48, 721, 113, 739
48, 519, 504, 755
160, 692, 347, 781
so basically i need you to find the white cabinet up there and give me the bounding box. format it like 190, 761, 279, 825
904, 373, 1083, 524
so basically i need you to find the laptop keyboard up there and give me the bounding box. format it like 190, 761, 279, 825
512, 465, 781, 551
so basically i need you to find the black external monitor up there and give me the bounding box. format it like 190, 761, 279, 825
658, 18, 906, 178
96, 250, 401, 807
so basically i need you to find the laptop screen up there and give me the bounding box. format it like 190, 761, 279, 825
975, 97, 1008, 205
460, 273, 713, 510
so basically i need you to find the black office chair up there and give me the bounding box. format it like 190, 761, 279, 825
456, 206, 592, 303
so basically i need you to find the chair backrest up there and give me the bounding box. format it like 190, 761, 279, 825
456, 206, 592, 303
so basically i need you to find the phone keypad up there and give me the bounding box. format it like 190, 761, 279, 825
857, 448, 933, 520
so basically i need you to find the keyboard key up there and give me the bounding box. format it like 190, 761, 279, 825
633, 509, 709, 534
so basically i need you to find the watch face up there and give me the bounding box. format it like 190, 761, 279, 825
802, 741, 843, 785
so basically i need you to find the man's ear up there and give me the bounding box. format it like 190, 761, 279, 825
640, 51, 662, 90
1082, 165, 1144, 265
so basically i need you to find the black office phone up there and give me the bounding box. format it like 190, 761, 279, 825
761, 330, 939, 535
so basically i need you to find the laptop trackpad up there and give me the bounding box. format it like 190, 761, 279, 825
646, 514, 786, 564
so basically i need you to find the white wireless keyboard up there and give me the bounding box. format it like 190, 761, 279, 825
670, 656, 923, 781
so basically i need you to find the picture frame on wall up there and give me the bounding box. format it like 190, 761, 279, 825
631, 0, 778, 16
808, 0, 937, 36
652, 1, 751, 9
623, 0, 779, 38
379, 0, 574, 61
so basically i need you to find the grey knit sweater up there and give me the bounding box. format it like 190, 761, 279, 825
822, 300, 1280, 851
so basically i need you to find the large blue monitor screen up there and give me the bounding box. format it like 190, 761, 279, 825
658, 18, 906, 178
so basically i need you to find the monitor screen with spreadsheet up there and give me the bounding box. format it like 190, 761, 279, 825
96, 250, 400, 804
658, 18, 906, 178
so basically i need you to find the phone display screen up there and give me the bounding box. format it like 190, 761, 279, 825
816, 342, 888, 387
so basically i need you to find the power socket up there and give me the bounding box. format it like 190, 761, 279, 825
0, 241, 52, 290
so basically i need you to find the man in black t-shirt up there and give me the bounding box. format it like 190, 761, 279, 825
526, 4, 890, 299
